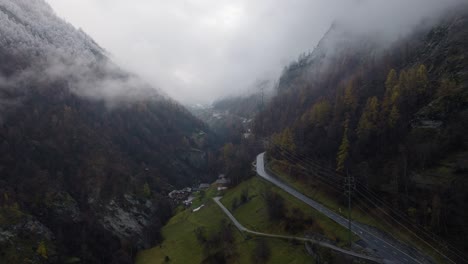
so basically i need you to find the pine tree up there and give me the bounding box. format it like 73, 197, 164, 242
382, 70, 397, 121
37, 241, 48, 259
357, 97, 379, 139
309, 99, 331, 126
281, 128, 296, 152
381, 69, 402, 130
390, 85, 401, 104
385, 69, 398, 95
416, 64, 429, 94
398, 69, 409, 92
143, 182, 151, 198
337, 123, 350, 172
343, 81, 358, 113
388, 105, 400, 128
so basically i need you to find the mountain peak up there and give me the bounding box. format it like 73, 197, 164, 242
0, 0, 104, 70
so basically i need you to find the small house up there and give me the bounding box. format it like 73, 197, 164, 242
215, 174, 231, 186
198, 183, 210, 190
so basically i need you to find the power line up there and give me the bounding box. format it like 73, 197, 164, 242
354, 182, 468, 262
259, 146, 426, 263
270, 145, 416, 250
352, 202, 428, 264
353, 189, 458, 264
263, 148, 414, 258
275, 145, 468, 262
344, 171, 355, 248
268, 144, 344, 182
268, 146, 344, 194
267, 142, 466, 255
263, 143, 466, 263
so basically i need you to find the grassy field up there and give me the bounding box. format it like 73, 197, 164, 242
136, 198, 225, 264
268, 159, 377, 224
135, 185, 316, 264
136, 151, 465, 263
220, 177, 354, 246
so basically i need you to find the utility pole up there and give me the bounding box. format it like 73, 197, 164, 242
260, 83, 264, 111
257, 80, 266, 137
344, 170, 355, 248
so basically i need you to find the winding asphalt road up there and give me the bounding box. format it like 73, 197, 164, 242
213, 197, 383, 263
256, 152, 430, 264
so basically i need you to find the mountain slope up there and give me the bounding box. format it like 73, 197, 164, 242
0, 1, 216, 263
254, 3, 468, 260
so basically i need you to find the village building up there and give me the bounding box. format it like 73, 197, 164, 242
215, 174, 230, 186
214, 174, 231, 191
198, 183, 210, 190
168, 187, 192, 204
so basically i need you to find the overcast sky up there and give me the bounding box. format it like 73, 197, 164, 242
46, 0, 461, 104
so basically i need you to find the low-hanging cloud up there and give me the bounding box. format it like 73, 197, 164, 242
45, 0, 465, 104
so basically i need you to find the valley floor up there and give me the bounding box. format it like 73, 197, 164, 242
135, 175, 356, 263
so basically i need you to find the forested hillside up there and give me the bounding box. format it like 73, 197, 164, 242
0, 1, 217, 263
254, 3, 468, 256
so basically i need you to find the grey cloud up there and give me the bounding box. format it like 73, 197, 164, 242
45, 0, 464, 104
41, 53, 168, 106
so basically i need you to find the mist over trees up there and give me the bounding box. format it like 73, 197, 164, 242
0, 1, 220, 263
255, 2, 468, 253
0, 0, 467, 263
